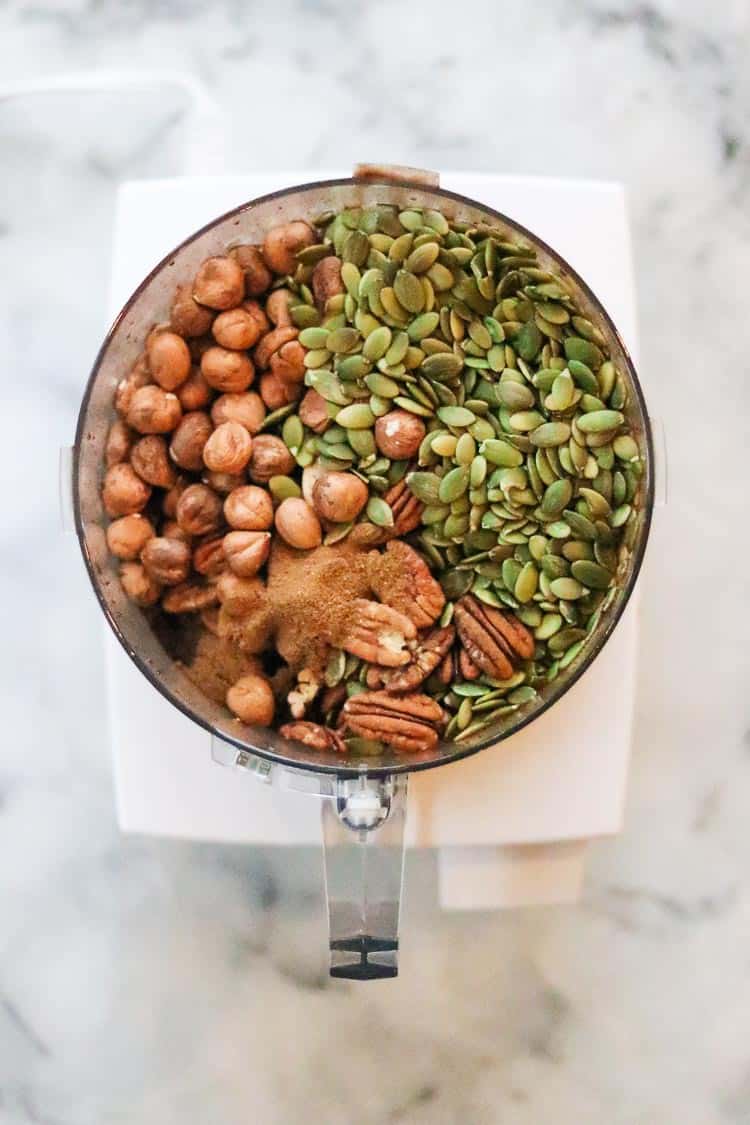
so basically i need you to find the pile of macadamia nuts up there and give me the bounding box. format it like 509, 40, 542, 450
101, 217, 399, 728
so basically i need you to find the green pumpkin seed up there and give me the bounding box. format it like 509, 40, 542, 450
545, 371, 576, 412
548, 627, 587, 656
421, 503, 450, 524
509, 410, 545, 432
535, 612, 563, 640
406, 242, 440, 274
578, 487, 611, 518
562, 508, 598, 540
393, 395, 433, 417
303, 348, 333, 370
290, 304, 320, 328
362, 325, 392, 362
422, 353, 463, 380
515, 321, 542, 360
324, 648, 346, 687
546, 520, 571, 539
501, 558, 522, 590
439, 466, 470, 503
282, 414, 304, 454
407, 471, 442, 504
393, 269, 425, 313
570, 560, 611, 589
470, 418, 497, 442
326, 327, 360, 354
406, 312, 440, 342
612, 471, 627, 507
445, 513, 469, 538
528, 534, 548, 560
368, 394, 390, 417
514, 562, 539, 603
380, 286, 408, 321
336, 403, 375, 429
366, 496, 394, 527
529, 421, 571, 447
497, 381, 535, 410
348, 428, 376, 458
470, 455, 488, 488
437, 405, 476, 427
268, 475, 301, 502
298, 326, 330, 349
613, 434, 639, 461
577, 409, 624, 434
562, 539, 594, 562
566, 359, 599, 394
541, 554, 569, 579
564, 336, 603, 369
611, 503, 632, 528
455, 432, 477, 465
541, 478, 573, 517
481, 439, 523, 467
364, 372, 399, 398
342, 229, 370, 266
549, 577, 584, 600
598, 361, 616, 401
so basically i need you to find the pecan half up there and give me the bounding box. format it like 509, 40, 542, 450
386, 625, 455, 693
369, 540, 445, 629
161, 580, 219, 614
458, 647, 481, 680
340, 691, 444, 753
454, 595, 534, 681
438, 649, 455, 686
340, 599, 416, 667
279, 721, 346, 754
383, 477, 424, 537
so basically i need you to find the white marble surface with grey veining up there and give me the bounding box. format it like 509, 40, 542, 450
1, 1, 749, 1122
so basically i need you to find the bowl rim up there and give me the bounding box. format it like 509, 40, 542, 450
74, 175, 654, 778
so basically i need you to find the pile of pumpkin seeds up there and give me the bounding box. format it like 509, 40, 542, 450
262, 201, 646, 744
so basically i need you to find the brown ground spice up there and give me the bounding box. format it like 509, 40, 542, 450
180, 538, 412, 697
268, 539, 373, 671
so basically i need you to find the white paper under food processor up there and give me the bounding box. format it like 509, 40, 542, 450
106, 172, 640, 909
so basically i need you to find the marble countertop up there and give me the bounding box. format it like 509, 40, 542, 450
1, 1, 748, 1122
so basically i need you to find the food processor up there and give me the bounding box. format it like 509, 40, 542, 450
73, 164, 654, 978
